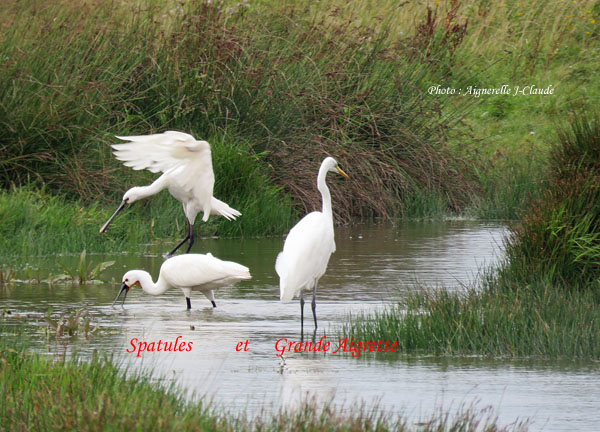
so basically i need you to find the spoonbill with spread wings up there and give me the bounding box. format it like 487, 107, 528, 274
100, 131, 240, 256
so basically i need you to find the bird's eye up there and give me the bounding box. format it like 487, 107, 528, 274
125, 278, 129, 282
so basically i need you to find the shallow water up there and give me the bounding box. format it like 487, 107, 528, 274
2, 221, 599, 431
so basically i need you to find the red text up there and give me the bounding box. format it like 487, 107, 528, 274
274, 336, 397, 358
127, 336, 193, 357
236, 340, 250, 351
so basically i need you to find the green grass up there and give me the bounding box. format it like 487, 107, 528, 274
0, 125, 293, 256
338, 113, 600, 359
0, 155, 292, 256
0, 344, 526, 431
2, 0, 598, 225
210, 134, 294, 237
0, 187, 142, 256
501, 112, 600, 286
339, 276, 600, 359
1, 0, 598, 247
0, 0, 483, 225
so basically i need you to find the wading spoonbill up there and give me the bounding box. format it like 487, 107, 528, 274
113, 253, 251, 310
100, 131, 240, 256
275, 157, 348, 336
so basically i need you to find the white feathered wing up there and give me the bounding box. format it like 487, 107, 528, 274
112, 131, 241, 222
112, 131, 213, 193
160, 253, 251, 290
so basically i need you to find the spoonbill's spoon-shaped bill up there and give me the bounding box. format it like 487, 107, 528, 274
99, 200, 127, 234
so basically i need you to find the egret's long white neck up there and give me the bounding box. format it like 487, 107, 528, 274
317, 163, 333, 221
137, 271, 170, 296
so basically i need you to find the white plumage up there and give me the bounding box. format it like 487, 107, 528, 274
275, 157, 348, 334
112, 131, 211, 194
100, 131, 241, 256
276, 212, 335, 303
113, 253, 251, 310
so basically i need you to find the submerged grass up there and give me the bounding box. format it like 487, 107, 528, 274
0, 343, 526, 431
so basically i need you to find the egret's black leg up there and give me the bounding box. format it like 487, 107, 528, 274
300, 293, 305, 340
311, 282, 318, 330
186, 297, 192, 310
211, 300, 217, 308
184, 221, 195, 254
168, 221, 193, 256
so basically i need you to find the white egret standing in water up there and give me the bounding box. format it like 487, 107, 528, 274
113, 253, 251, 310
100, 131, 240, 256
275, 157, 348, 336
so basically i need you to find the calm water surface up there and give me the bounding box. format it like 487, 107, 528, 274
2, 221, 599, 431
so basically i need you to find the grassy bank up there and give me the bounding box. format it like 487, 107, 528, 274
501, 113, 600, 287
0, 345, 525, 431
340, 277, 600, 359
339, 113, 600, 359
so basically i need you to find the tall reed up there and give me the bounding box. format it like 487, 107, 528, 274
501, 113, 600, 286
1, 0, 480, 224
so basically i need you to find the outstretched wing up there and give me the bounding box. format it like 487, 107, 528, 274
162, 254, 251, 289
112, 131, 213, 192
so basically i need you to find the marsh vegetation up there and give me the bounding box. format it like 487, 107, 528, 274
3, 0, 597, 252
1, 0, 599, 430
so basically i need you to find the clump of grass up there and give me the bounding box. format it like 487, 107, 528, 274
0, 267, 17, 284
44, 307, 98, 339
54, 250, 114, 284
501, 112, 600, 286
234, 4, 478, 220
209, 134, 294, 237
339, 276, 600, 359
0, 265, 45, 285
0, 343, 526, 431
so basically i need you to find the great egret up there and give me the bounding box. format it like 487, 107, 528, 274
275, 157, 348, 335
113, 253, 251, 310
100, 131, 241, 256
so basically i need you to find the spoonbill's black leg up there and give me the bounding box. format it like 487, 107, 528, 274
186, 297, 192, 310
167, 220, 194, 257
211, 300, 217, 308
184, 220, 195, 254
